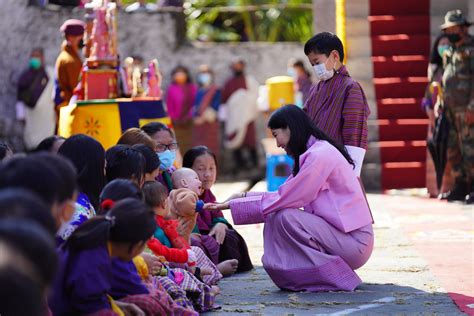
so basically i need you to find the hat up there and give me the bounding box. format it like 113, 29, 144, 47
169, 188, 199, 217
440, 10, 472, 30
59, 19, 85, 36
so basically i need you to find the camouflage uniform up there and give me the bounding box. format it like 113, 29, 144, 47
442, 35, 474, 187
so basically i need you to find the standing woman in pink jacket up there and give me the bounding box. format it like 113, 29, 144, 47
206, 105, 374, 292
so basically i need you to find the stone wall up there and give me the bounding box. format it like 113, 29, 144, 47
0, 0, 307, 149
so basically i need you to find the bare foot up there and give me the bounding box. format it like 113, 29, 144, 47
217, 259, 239, 276
200, 267, 213, 276
211, 285, 220, 296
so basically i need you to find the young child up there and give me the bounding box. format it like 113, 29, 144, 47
99, 179, 197, 312
0, 220, 58, 316
49, 198, 193, 316
133, 144, 161, 182
168, 168, 207, 241
304, 32, 370, 176
0, 153, 77, 234
143, 181, 220, 312
143, 181, 201, 277
143, 181, 221, 282
105, 145, 146, 188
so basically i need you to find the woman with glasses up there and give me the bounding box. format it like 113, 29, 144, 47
142, 122, 180, 192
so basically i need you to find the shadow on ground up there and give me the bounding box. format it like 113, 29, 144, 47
210, 266, 462, 315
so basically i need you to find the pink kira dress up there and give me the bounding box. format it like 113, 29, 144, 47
228, 137, 374, 292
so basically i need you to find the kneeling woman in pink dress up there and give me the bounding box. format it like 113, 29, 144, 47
206, 105, 374, 292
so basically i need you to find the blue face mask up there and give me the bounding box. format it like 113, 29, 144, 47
29, 57, 41, 70
437, 45, 450, 58
157, 150, 176, 171
287, 68, 297, 78
197, 73, 212, 86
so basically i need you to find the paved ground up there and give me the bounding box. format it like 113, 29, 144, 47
206, 182, 473, 315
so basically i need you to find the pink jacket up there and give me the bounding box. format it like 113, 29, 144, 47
229, 137, 373, 233
165, 83, 197, 121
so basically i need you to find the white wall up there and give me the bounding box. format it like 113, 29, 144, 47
0, 0, 308, 149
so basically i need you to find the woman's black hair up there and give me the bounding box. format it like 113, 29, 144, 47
0, 267, 44, 316
141, 122, 174, 139
66, 198, 156, 252
171, 65, 193, 84
429, 33, 449, 67
99, 179, 143, 215
182, 146, 217, 169
304, 32, 345, 62
0, 156, 62, 207
105, 146, 145, 185
0, 143, 12, 160
58, 134, 106, 210
34, 136, 65, 152
34, 152, 77, 203
0, 220, 57, 288
268, 105, 354, 176
0, 188, 56, 235
132, 144, 160, 174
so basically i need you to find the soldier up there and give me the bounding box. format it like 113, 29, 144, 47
440, 10, 474, 204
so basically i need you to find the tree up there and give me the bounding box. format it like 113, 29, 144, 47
184, 0, 313, 42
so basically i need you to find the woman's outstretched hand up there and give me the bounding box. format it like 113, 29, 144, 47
224, 192, 246, 202
204, 202, 230, 211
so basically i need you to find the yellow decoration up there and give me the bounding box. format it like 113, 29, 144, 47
132, 256, 149, 280
139, 117, 172, 127
266, 76, 295, 111
336, 0, 347, 60
59, 102, 122, 150
107, 295, 125, 316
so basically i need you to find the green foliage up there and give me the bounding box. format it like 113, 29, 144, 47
185, 0, 313, 43
120, 0, 313, 42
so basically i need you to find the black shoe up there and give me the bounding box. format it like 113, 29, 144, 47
466, 192, 474, 205
445, 182, 469, 202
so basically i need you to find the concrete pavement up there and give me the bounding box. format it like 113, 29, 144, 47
207, 182, 472, 315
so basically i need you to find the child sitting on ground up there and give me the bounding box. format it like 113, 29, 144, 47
143, 181, 222, 285
144, 182, 198, 269
142, 181, 221, 311
49, 198, 193, 316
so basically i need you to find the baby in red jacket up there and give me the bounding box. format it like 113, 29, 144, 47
144, 181, 197, 269
143, 181, 223, 285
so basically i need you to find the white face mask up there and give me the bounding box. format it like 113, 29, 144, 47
313, 57, 334, 81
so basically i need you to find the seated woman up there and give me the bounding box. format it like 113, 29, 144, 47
183, 146, 253, 276
142, 122, 179, 192
206, 105, 374, 292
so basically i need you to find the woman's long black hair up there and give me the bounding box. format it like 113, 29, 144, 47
268, 105, 354, 176
58, 134, 106, 210
66, 198, 156, 252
